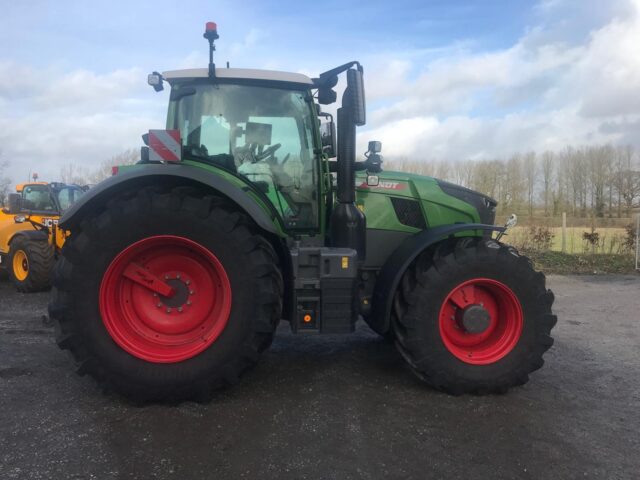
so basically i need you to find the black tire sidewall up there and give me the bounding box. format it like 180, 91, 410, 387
8, 236, 52, 291
404, 243, 546, 383
68, 195, 273, 391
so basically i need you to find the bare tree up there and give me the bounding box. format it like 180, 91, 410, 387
619, 145, 640, 215
89, 148, 139, 184
471, 159, 501, 201
384, 144, 636, 220
614, 146, 627, 217
523, 152, 537, 216
503, 155, 524, 212
541, 151, 554, 216
0, 151, 12, 207
587, 145, 612, 217
59, 163, 91, 185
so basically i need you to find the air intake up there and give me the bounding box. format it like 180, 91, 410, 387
390, 197, 426, 229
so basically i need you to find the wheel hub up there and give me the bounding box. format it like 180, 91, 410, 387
99, 235, 231, 363
160, 278, 193, 308
13, 250, 29, 281
439, 278, 523, 365
459, 304, 491, 334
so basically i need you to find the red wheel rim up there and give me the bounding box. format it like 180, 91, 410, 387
99, 235, 232, 363
438, 278, 523, 365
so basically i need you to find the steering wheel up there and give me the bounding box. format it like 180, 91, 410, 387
255, 143, 281, 161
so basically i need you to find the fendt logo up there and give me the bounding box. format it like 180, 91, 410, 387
358, 181, 407, 191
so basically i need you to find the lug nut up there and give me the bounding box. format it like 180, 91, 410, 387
178, 307, 183, 313
153, 293, 158, 297
189, 290, 194, 295
156, 302, 162, 308
176, 274, 181, 279
186, 300, 192, 306
186, 280, 190, 285
166, 308, 172, 313
164, 275, 169, 280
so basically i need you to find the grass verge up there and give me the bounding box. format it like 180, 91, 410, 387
522, 250, 638, 275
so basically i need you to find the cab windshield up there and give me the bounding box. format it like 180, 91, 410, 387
21, 185, 55, 212
20, 185, 85, 213
167, 82, 319, 230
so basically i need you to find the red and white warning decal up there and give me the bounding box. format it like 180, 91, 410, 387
148, 129, 182, 162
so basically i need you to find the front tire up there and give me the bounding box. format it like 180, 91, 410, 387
8, 236, 54, 292
392, 238, 556, 394
49, 187, 283, 403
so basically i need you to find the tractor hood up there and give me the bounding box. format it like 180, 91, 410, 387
355, 170, 497, 229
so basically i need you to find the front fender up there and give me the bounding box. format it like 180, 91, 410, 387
369, 223, 505, 335
10, 229, 49, 243
60, 164, 284, 236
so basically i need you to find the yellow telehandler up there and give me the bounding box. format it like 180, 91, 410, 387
0, 182, 85, 292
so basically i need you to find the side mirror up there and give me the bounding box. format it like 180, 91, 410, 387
7, 193, 22, 214
317, 75, 338, 105
319, 120, 336, 158
363, 140, 383, 173
346, 68, 366, 126
147, 71, 164, 92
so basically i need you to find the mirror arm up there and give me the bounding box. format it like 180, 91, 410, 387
312, 61, 362, 87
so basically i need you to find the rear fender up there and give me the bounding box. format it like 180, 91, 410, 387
59, 164, 284, 236
369, 223, 505, 335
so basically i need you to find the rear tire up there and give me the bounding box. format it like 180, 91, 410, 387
49, 186, 283, 403
8, 236, 54, 292
392, 238, 556, 394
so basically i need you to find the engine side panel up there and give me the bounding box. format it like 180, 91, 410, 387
355, 170, 495, 268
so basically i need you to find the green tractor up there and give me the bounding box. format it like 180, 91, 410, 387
49, 22, 556, 402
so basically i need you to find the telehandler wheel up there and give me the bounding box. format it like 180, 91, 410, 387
8, 236, 54, 292
49, 186, 283, 403
392, 238, 556, 395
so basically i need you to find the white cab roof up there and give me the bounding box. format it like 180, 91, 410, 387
162, 68, 313, 86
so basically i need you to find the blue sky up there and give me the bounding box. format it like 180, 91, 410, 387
2, 1, 532, 70
1, 0, 639, 181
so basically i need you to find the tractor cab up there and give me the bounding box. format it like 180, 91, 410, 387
7, 182, 86, 215
161, 69, 320, 230
141, 21, 373, 249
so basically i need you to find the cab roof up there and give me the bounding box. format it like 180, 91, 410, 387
15, 182, 82, 193
162, 68, 313, 87
15, 182, 48, 192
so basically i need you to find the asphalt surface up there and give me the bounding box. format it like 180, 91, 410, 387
0, 271, 639, 480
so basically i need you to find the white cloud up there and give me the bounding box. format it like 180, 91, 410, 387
2, 0, 640, 185
358, 0, 640, 161
0, 65, 166, 182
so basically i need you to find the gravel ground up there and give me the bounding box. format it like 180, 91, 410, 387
0, 272, 639, 479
